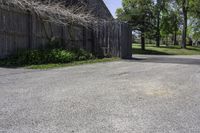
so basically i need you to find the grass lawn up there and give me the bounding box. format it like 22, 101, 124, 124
133, 44, 200, 55
0, 57, 119, 69
25, 58, 119, 69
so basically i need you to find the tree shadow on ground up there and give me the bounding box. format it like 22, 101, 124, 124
132, 48, 171, 55
0, 65, 25, 69
155, 46, 180, 49
127, 56, 200, 65
0, 62, 25, 69
132, 45, 200, 55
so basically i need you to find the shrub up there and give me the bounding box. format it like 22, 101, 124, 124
48, 49, 76, 63
1, 48, 94, 66
72, 48, 94, 61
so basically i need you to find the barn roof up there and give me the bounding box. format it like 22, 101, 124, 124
63, 0, 113, 20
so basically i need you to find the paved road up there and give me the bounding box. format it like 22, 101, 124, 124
0, 55, 200, 133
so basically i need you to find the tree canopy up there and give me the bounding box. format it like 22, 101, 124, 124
116, 0, 200, 49
117, 0, 155, 50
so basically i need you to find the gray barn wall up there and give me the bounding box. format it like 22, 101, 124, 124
0, 5, 132, 59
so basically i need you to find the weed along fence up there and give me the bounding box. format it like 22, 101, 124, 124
0, 5, 132, 59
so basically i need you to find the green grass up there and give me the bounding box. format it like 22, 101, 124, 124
133, 44, 200, 55
26, 58, 120, 69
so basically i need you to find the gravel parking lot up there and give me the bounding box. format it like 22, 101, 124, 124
1, 55, 200, 133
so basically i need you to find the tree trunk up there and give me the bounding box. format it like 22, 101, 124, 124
156, 0, 161, 47
173, 30, 177, 45
181, 1, 188, 49
141, 32, 145, 50
166, 36, 168, 46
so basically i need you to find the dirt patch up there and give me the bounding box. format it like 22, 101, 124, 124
144, 89, 172, 97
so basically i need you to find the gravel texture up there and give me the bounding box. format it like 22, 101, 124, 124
0, 55, 200, 133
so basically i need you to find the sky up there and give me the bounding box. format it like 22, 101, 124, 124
103, 0, 122, 18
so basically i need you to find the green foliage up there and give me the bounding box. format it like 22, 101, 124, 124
71, 48, 94, 61
118, 0, 155, 32
28, 58, 120, 69
116, 0, 155, 49
116, 0, 200, 49
1, 49, 95, 66
188, 0, 200, 41
47, 49, 76, 63
115, 8, 124, 20
160, 10, 180, 36
189, 18, 200, 41
190, 0, 200, 18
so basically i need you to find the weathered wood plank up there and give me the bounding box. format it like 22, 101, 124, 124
0, 5, 132, 59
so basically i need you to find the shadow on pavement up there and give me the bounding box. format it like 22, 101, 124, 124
127, 56, 200, 65
0, 63, 25, 69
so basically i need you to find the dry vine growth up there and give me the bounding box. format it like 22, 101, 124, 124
0, 0, 100, 28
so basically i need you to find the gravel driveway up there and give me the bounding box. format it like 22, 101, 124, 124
0, 55, 200, 133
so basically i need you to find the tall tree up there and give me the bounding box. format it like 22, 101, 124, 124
171, 11, 180, 45
116, 0, 154, 50
188, 0, 200, 45
190, 0, 200, 45
155, 0, 171, 47
160, 9, 180, 45
155, 0, 161, 47
176, 0, 189, 48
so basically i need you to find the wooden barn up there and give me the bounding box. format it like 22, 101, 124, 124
0, 0, 132, 59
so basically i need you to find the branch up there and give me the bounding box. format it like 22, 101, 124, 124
0, 0, 103, 28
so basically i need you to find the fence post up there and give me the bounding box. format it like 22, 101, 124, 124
28, 11, 32, 50
91, 25, 96, 55
61, 25, 64, 47
83, 27, 86, 49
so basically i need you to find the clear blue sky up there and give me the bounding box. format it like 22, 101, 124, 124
103, 0, 122, 18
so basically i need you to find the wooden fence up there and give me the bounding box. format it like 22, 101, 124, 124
0, 5, 132, 59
